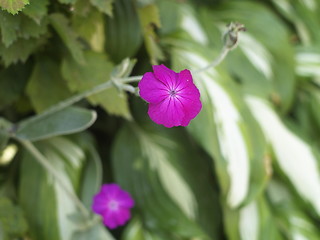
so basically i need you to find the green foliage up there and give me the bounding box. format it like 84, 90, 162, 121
0, 0, 28, 14
0, 0, 320, 239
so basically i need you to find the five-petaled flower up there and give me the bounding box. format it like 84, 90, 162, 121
138, 64, 202, 128
92, 183, 134, 229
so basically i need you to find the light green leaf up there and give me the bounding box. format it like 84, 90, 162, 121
0, 0, 29, 14
19, 137, 86, 240
62, 51, 132, 119
16, 107, 97, 141
71, 223, 115, 240
50, 13, 85, 64
72, 8, 105, 52
137, 3, 164, 64
90, 0, 114, 16
26, 57, 72, 113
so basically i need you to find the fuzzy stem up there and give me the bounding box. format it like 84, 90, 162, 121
192, 46, 230, 75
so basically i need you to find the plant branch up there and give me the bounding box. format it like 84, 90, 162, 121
18, 139, 90, 218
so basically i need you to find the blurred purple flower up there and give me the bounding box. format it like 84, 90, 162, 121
92, 183, 134, 229
138, 64, 202, 128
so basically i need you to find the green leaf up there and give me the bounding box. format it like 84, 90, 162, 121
49, 13, 85, 64
90, 0, 114, 16
19, 136, 86, 240
0, 118, 11, 151
0, 197, 28, 239
0, 0, 29, 14
137, 4, 164, 64
0, 37, 46, 66
23, 0, 48, 23
112, 124, 221, 239
62, 51, 132, 119
16, 106, 97, 141
105, 0, 142, 63
58, 0, 77, 4
26, 57, 72, 113
0, 11, 19, 47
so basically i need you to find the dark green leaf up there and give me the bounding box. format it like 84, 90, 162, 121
50, 13, 85, 64
0, 63, 30, 109
105, 0, 142, 63
0, 37, 46, 66
23, 0, 48, 23
16, 107, 97, 141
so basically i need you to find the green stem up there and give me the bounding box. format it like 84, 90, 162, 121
192, 46, 230, 75
19, 139, 90, 218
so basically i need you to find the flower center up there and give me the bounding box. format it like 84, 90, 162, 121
108, 200, 119, 210
169, 89, 177, 97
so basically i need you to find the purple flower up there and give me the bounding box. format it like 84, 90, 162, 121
92, 183, 134, 229
138, 64, 202, 128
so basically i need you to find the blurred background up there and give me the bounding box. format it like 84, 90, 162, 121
0, 0, 320, 239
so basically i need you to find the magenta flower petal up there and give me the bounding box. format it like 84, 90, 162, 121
138, 64, 202, 128
92, 183, 134, 229
138, 72, 168, 104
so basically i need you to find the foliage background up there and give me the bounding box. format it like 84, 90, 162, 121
0, 0, 320, 239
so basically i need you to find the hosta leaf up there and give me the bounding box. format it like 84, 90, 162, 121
16, 107, 97, 141
267, 181, 320, 239
26, 57, 72, 113
112, 124, 222, 239
171, 40, 268, 209
62, 51, 132, 119
19, 137, 85, 240
246, 96, 320, 215
49, 13, 85, 64
0, 0, 29, 14
105, 0, 142, 63
90, 0, 114, 16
